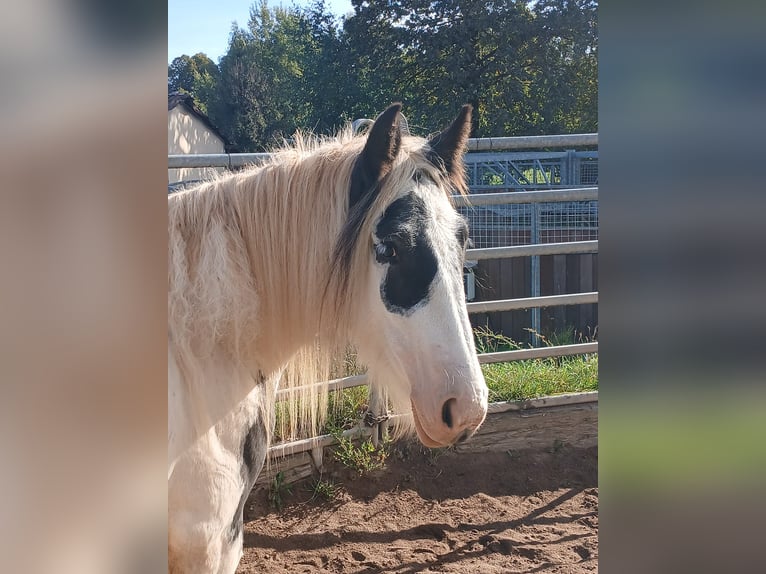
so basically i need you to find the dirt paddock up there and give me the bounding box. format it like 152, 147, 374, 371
239, 443, 597, 573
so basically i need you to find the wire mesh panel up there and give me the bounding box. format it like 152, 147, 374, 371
579, 157, 599, 185
459, 204, 533, 248
538, 201, 599, 244
462, 150, 599, 249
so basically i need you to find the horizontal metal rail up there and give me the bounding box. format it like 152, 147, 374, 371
467, 292, 598, 314
468, 240, 598, 261
268, 391, 599, 458
477, 342, 598, 364
168, 134, 598, 169
276, 374, 367, 399
452, 187, 598, 207
268, 423, 373, 458
168, 153, 272, 169
464, 150, 597, 163
466, 133, 598, 151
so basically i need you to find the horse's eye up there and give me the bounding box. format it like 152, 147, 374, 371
374, 241, 397, 263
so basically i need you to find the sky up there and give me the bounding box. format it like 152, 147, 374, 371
168, 0, 354, 64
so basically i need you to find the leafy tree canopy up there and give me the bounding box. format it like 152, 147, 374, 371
169, 0, 597, 151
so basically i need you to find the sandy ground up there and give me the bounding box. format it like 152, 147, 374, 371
239, 443, 597, 573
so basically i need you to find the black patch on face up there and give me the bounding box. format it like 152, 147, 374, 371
330, 154, 386, 303
231, 418, 267, 542
375, 193, 438, 315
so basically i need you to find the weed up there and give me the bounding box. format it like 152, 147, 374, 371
307, 477, 338, 501
474, 325, 522, 354
268, 471, 292, 510
331, 431, 390, 476
322, 386, 369, 434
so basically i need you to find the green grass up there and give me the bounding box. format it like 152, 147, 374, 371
274, 326, 598, 441
475, 325, 598, 402
482, 353, 598, 402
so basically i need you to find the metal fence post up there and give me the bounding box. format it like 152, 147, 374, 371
530, 202, 541, 346
565, 149, 577, 185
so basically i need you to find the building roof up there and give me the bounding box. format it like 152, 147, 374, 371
168, 91, 229, 149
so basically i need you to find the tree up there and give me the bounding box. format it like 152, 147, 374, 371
528, 0, 598, 133
343, 0, 597, 136
167, 53, 220, 115
212, 25, 265, 151
168, 0, 598, 151
208, 1, 362, 151
344, 0, 540, 136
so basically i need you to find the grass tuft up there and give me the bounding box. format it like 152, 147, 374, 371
330, 427, 391, 476
307, 477, 338, 501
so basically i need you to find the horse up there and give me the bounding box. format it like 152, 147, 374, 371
167, 103, 489, 573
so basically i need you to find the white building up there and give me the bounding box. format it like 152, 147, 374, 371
168, 92, 228, 184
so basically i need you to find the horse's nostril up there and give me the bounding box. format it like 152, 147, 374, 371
442, 398, 456, 429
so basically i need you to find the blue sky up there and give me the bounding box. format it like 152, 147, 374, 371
168, 0, 354, 63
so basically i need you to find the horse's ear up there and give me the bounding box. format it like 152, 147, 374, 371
427, 104, 473, 188
350, 103, 403, 208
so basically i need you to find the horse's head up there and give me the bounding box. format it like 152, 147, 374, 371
334, 104, 488, 447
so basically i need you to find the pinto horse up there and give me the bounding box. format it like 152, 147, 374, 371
168, 104, 488, 573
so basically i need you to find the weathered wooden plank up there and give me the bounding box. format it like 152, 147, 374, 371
455, 402, 598, 453
256, 451, 316, 488
487, 391, 597, 413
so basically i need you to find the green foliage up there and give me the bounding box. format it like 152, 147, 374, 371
331, 430, 390, 476
268, 471, 292, 510
169, 0, 598, 151
307, 477, 338, 501
477, 326, 599, 402
272, 383, 368, 443
168, 53, 220, 115
322, 385, 369, 434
